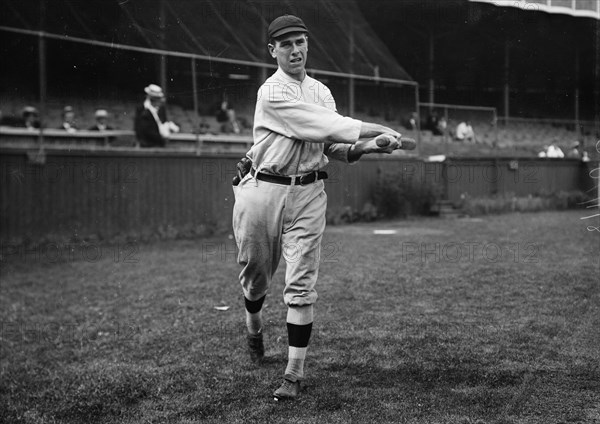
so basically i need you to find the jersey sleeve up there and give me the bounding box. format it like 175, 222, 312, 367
256, 82, 362, 144
324, 142, 355, 163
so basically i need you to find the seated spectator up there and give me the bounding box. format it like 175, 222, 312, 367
426, 110, 440, 134
566, 141, 581, 159
89, 109, 115, 144
134, 84, 179, 148
436, 116, 447, 136
581, 151, 590, 163
403, 112, 418, 131
88, 109, 114, 131
58, 106, 78, 132
197, 121, 211, 135
455, 121, 476, 143
545, 143, 564, 158
21, 106, 41, 130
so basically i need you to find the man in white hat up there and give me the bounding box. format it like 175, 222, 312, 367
88, 109, 114, 132
134, 84, 179, 147
21, 106, 40, 130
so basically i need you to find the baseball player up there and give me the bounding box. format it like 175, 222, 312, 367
232, 15, 405, 401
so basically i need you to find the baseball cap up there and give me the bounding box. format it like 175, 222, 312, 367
95, 109, 108, 118
268, 15, 308, 40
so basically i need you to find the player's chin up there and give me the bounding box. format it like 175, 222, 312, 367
288, 59, 304, 70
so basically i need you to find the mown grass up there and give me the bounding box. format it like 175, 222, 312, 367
1, 210, 599, 423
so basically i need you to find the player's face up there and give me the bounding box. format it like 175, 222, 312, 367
269, 33, 308, 81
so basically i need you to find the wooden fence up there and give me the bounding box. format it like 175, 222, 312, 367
0, 145, 596, 243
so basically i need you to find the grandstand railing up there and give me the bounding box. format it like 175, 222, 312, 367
0, 127, 253, 154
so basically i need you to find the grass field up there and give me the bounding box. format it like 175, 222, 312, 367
1, 210, 599, 423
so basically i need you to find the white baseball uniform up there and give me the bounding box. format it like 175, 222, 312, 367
233, 68, 362, 306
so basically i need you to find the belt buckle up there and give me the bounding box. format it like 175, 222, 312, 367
299, 171, 317, 185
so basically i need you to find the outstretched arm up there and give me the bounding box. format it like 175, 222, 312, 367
359, 122, 400, 139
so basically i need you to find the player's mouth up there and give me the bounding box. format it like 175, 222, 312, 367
290, 57, 303, 64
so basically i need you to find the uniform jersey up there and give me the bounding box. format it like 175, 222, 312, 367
248, 68, 362, 176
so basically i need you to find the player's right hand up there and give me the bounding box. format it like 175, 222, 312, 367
232, 157, 252, 186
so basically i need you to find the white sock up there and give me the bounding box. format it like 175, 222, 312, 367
285, 346, 308, 381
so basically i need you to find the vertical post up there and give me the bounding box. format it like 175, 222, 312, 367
259, 3, 267, 85
38, 0, 47, 149
414, 84, 421, 157
159, 0, 167, 97
191, 58, 201, 153
503, 38, 510, 123
595, 19, 600, 139
444, 106, 449, 156
191, 58, 199, 122
428, 29, 435, 111
493, 108, 498, 148
348, 16, 355, 117
574, 47, 580, 138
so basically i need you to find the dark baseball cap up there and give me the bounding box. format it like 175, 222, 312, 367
268, 15, 308, 40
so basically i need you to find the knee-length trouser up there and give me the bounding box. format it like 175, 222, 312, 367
232, 173, 327, 306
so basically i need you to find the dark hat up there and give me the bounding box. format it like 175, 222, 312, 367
63, 105, 74, 115
268, 15, 308, 40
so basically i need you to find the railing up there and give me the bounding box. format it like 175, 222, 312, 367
0, 126, 254, 154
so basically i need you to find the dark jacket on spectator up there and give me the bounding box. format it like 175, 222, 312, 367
134, 105, 167, 147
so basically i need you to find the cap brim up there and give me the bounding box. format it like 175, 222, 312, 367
271, 26, 308, 39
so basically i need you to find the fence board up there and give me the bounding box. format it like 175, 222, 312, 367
0, 147, 595, 243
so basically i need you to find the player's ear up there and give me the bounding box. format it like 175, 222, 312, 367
268, 43, 276, 58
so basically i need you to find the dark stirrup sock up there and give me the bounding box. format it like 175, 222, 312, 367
244, 295, 266, 335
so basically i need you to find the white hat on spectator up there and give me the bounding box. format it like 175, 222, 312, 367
95, 109, 108, 118
144, 84, 165, 98
22, 106, 38, 116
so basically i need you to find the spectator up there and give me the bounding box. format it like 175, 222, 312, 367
581, 151, 590, 163
89, 109, 116, 145
88, 109, 114, 131
221, 108, 241, 134
436, 116, 447, 137
455, 121, 476, 143
403, 111, 418, 131
215, 93, 241, 134
59, 106, 78, 132
21, 106, 40, 130
426, 110, 440, 134
566, 141, 581, 159
134, 84, 180, 148
546, 143, 564, 158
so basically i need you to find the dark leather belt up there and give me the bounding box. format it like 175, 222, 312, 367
250, 168, 328, 185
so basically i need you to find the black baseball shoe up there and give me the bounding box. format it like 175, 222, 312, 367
246, 333, 264, 364
273, 378, 301, 401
